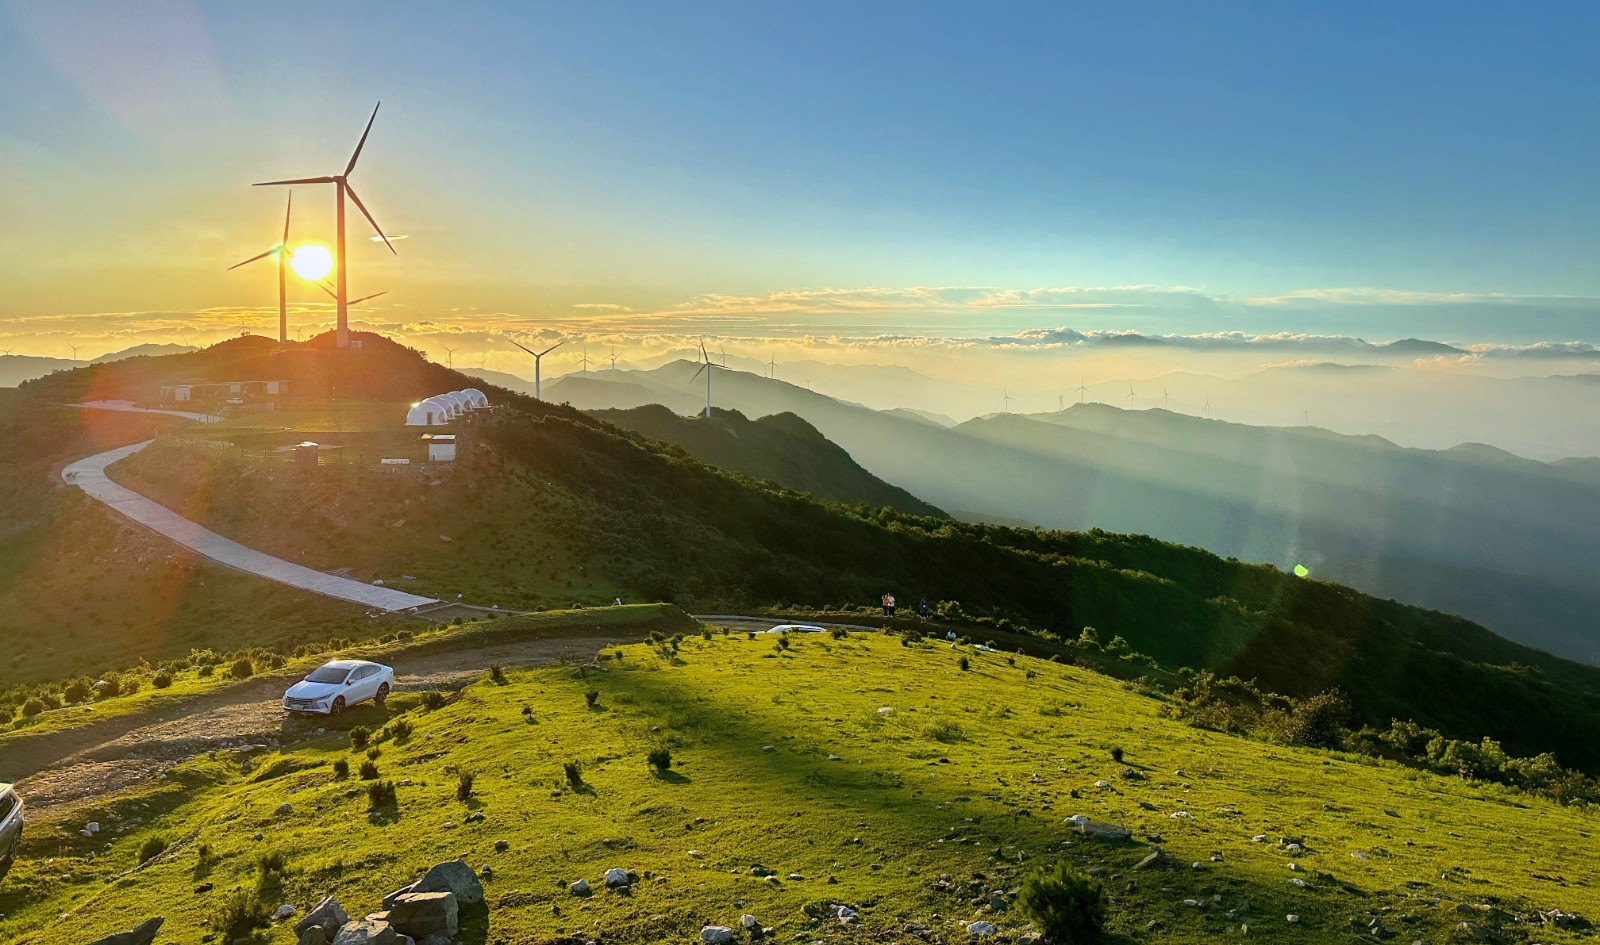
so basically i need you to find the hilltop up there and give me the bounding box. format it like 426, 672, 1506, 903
5, 630, 1596, 945
588, 404, 945, 517
40, 337, 1597, 772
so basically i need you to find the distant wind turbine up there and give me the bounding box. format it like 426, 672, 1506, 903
1126, 383, 1135, 408
1162, 387, 1171, 410
1000, 388, 1013, 413
578, 347, 593, 374
227, 191, 294, 343
1204, 397, 1212, 418
70, 344, 82, 360
607, 348, 618, 373
1057, 393, 1064, 411
690, 341, 716, 418
1075, 379, 1089, 403
718, 344, 728, 368
441, 344, 456, 369
254, 102, 396, 350
767, 351, 776, 379
1, 347, 13, 356
510, 338, 564, 401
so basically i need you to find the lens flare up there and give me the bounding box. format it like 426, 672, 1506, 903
289, 244, 333, 281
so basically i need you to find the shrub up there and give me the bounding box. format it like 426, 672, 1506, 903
700, 628, 713, 641
95, 676, 122, 699
197, 663, 214, 678
348, 726, 371, 750
122, 677, 141, 696
456, 769, 476, 801
359, 760, 379, 780
195, 842, 215, 866
255, 851, 288, 895
775, 636, 791, 652
829, 627, 848, 639
21, 697, 44, 718
488, 664, 505, 683
228, 657, 253, 680
647, 746, 672, 772
1016, 861, 1106, 943
366, 780, 398, 809
563, 761, 583, 787
151, 671, 173, 689
332, 759, 350, 779
584, 689, 599, 707
387, 719, 413, 741
366, 746, 380, 760
63, 679, 90, 703
958, 656, 970, 672
1283, 689, 1350, 748
213, 890, 270, 941
0, 708, 10, 726
1110, 746, 1124, 763
137, 835, 169, 864
421, 690, 447, 710
925, 721, 967, 743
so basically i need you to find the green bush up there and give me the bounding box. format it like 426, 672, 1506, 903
197, 663, 215, 678
95, 676, 121, 699
348, 725, 371, 749
958, 656, 970, 672
488, 663, 505, 683
359, 760, 379, 780
1017, 861, 1106, 943
584, 689, 599, 707
456, 769, 476, 801
647, 746, 672, 772
63, 679, 90, 703
151, 671, 173, 689
421, 690, 447, 710
137, 835, 169, 864
332, 759, 350, 779
1110, 746, 1124, 763
367, 780, 398, 809
213, 890, 270, 941
563, 761, 582, 787
21, 697, 44, 717
387, 719, 413, 741
830, 627, 848, 639
228, 657, 253, 680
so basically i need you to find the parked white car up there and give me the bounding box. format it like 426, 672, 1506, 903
282, 659, 394, 716
0, 782, 22, 881
764, 624, 829, 634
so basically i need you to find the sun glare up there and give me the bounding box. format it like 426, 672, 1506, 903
289, 244, 333, 282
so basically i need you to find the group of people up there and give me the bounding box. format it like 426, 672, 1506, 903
880, 593, 931, 619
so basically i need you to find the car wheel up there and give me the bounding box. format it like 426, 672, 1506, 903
374, 683, 390, 705
329, 697, 345, 716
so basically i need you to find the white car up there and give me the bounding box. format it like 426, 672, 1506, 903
0, 783, 22, 881
282, 659, 394, 715
764, 624, 829, 634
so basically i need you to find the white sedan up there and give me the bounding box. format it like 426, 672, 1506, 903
282, 659, 394, 715
764, 624, 829, 634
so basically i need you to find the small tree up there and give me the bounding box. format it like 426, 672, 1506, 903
348, 725, 371, 750
647, 747, 672, 772
1017, 861, 1106, 943
229, 657, 254, 680
456, 769, 476, 801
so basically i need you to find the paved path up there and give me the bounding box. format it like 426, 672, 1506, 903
61, 438, 439, 613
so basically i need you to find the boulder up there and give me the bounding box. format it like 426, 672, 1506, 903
701, 926, 735, 945
300, 895, 350, 933
967, 920, 997, 936
276, 803, 294, 816
331, 918, 398, 945
741, 914, 758, 929
275, 903, 297, 920
384, 858, 484, 908
86, 917, 164, 945
388, 891, 459, 940
299, 928, 332, 945
604, 867, 630, 888
570, 879, 592, 896
1074, 820, 1133, 843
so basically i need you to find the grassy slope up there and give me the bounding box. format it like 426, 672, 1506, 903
112, 399, 1600, 772
587, 404, 946, 517
6, 633, 1595, 945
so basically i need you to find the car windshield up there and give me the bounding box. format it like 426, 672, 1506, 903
304, 666, 350, 685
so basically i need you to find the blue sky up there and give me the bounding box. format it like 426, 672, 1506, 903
2, 1, 1598, 353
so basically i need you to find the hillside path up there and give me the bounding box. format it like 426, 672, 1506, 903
60, 414, 438, 612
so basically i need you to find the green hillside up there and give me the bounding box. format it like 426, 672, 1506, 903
588, 404, 945, 516
6, 630, 1595, 945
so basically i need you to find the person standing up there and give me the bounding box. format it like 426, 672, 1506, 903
886, 594, 897, 617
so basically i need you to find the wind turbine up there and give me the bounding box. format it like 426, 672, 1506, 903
718, 344, 728, 368
228, 191, 294, 343
578, 347, 593, 373
1162, 387, 1171, 410
766, 351, 776, 379
607, 348, 618, 373
1, 347, 13, 356
510, 339, 564, 401
1126, 384, 1135, 408
1000, 388, 1013, 413
689, 341, 715, 418
1075, 378, 1090, 403
69, 344, 82, 361
441, 344, 456, 369
1057, 393, 1064, 411
254, 102, 396, 350
318, 281, 387, 307
1203, 397, 1212, 418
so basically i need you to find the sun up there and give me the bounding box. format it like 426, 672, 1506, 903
288, 243, 333, 282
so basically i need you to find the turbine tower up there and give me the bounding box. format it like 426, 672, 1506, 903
1162, 387, 1171, 410
1000, 388, 1013, 413
254, 102, 396, 349
690, 341, 715, 418
228, 191, 295, 343
1126, 383, 1135, 408
607, 348, 618, 373
441, 344, 456, 369
69, 344, 81, 360
578, 346, 593, 373
510, 339, 564, 401
767, 351, 776, 379
1075, 378, 1089, 403
1204, 397, 1212, 418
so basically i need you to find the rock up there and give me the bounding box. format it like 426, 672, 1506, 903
1074, 820, 1133, 843
1252, 834, 1269, 843
276, 803, 293, 816
701, 926, 735, 945
1094, 779, 1111, 789
1133, 851, 1164, 871
299, 927, 332, 945
1290, 878, 1308, 888
495, 839, 510, 853
967, 920, 997, 936
1287, 915, 1301, 924
828, 754, 842, 761
605, 867, 630, 888
688, 849, 702, 857
85, 917, 164, 945
742, 914, 758, 929
788, 873, 804, 881
384, 859, 485, 908
762, 745, 775, 752
388, 891, 459, 940
331, 918, 398, 945
1170, 811, 1195, 819
275, 902, 297, 920
297, 897, 350, 936
1454, 921, 1495, 942
570, 879, 591, 896
194, 882, 214, 894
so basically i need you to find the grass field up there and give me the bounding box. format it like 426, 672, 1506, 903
5, 629, 1594, 945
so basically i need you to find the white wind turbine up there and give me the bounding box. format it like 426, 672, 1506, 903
1075, 378, 1090, 403
1000, 388, 1013, 413
227, 191, 295, 343
510, 339, 564, 401
690, 341, 715, 418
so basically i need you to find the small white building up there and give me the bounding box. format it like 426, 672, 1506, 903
404, 388, 489, 426
423, 434, 456, 462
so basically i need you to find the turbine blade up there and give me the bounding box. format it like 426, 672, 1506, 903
344, 184, 396, 254
282, 191, 293, 244
253, 176, 335, 187
510, 340, 536, 356
319, 283, 338, 301
350, 290, 388, 305
690, 363, 708, 383
228, 248, 276, 270
345, 102, 380, 177
538, 341, 565, 356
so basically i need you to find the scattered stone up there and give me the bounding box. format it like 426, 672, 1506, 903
1094, 780, 1111, 789
330, 918, 397, 945
1290, 878, 1309, 888
1170, 811, 1195, 820
701, 926, 735, 945
1252, 834, 1269, 843
275, 903, 297, 920
85, 917, 164, 945
1385, 809, 1401, 818
383, 859, 484, 908
1133, 851, 1164, 871
688, 850, 702, 858
276, 803, 294, 816
788, 873, 804, 881
742, 914, 758, 929
1287, 915, 1301, 924
388, 891, 459, 940
762, 745, 775, 752
604, 867, 630, 888
1352, 851, 1370, 860
194, 882, 214, 894
494, 840, 510, 853
296, 897, 349, 938
967, 920, 996, 936
827, 754, 841, 761
569, 879, 591, 896
1074, 820, 1133, 843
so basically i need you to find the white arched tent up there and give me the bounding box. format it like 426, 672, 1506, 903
460, 388, 489, 409
404, 388, 490, 426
